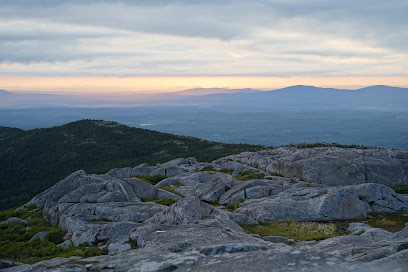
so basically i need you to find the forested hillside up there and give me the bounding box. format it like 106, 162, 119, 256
0, 120, 262, 210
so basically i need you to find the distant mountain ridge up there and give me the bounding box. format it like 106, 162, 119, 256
1, 85, 406, 109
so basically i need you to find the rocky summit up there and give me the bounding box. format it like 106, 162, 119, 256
4, 147, 408, 272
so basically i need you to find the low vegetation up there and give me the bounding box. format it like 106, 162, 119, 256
225, 199, 245, 212
389, 185, 408, 194
128, 174, 168, 185
0, 205, 107, 264
267, 172, 284, 178
203, 200, 223, 207
362, 213, 408, 232
199, 166, 234, 175
235, 170, 265, 181
157, 184, 184, 195
242, 221, 344, 241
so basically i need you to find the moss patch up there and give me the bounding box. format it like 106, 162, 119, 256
242, 221, 344, 241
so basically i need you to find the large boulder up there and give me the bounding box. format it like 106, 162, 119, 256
145, 197, 214, 225
124, 178, 181, 200
58, 202, 165, 246
218, 179, 293, 204
195, 173, 231, 202
308, 224, 408, 264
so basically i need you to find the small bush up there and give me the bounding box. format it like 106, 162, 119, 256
225, 199, 245, 212
389, 185, 408, 194
45, 227, 67, 244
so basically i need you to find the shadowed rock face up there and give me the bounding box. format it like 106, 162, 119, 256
10, 147, 408, 271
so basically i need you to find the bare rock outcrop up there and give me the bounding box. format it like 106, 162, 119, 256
11, 148, 408, 271
216, 147, 408, 186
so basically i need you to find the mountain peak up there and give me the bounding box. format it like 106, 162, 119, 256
357, 85, 403, 91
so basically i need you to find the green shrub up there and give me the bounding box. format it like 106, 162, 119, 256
45, 227, 67, 244
225, 199, 245, 212
389, 185, 408, 194
26, 203, 37, 211
128, 174, 168, 185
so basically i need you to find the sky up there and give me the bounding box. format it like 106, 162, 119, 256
1, 0, 408, 93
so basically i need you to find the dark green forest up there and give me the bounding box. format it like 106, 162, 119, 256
0, 120, 262, 210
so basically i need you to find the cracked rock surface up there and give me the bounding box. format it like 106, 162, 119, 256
8, 147, 408, 271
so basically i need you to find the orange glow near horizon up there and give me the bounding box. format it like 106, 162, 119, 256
1, 76, 408, 94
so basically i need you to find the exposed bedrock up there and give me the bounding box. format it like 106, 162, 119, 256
12, 147, 408, 271
235, 183, 408, 223
215, 147, 408, 186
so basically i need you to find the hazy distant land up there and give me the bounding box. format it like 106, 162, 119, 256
1, 85, 407, 148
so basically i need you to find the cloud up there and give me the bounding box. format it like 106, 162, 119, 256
0, 0, 407, 77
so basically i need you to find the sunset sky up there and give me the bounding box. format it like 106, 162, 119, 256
1, 0, 407, 93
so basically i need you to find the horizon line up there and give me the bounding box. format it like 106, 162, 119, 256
1, 76, 408, 94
